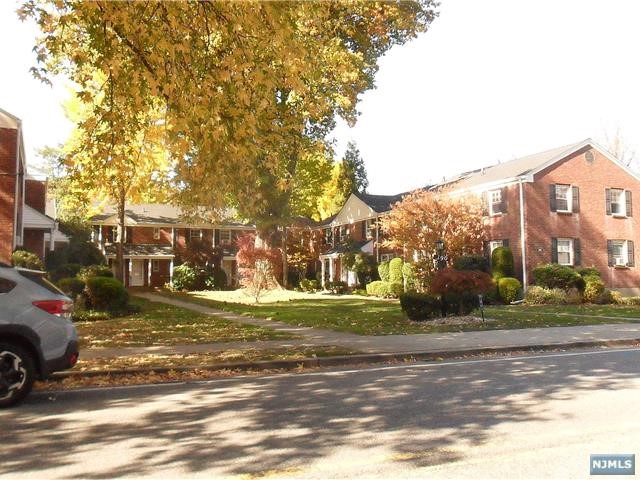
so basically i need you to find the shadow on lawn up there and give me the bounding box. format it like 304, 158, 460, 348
1, 349, 638, 478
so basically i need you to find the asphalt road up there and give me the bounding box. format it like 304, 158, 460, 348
2, 347, 640, 479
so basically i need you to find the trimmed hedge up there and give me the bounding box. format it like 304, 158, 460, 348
378, 261, 390, 282
532, 264, 585, 291
454, 255, 489, 273
583, 276, 605, 303
388, 258, 404, 283
77, 264, 113, 281
402, 262, 419, 292
498, 277, 521, 304
300, 279, 320, 292
366, 280, 403, 298
84, 276, 129, 311
576, 267, 601, 278
12, 250, 44, 270
49, 263, 83, 282
491, 247, 514, 279
57, 277, 86, 298
525, 286, 567, 305
400, 292, 442, 321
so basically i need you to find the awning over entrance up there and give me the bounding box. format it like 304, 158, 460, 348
104, 244, 175, 259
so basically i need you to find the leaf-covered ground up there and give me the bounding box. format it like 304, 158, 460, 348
160, 291, 640, 335
75, 297, 295, 349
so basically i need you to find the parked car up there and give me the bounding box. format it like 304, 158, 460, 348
0, 264, 79, 407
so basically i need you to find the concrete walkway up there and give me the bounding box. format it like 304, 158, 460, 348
82, 292, 640, 360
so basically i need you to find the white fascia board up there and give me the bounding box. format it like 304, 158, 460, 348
446, 177, 524, 198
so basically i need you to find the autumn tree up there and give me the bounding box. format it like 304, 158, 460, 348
381, 190, 485, 287
20, 0, 436, 222
236, 233, 282, 303
318, 141, 369, 218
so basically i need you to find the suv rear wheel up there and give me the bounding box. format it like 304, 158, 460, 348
0, 343, 35, 408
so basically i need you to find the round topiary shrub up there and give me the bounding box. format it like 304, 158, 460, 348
491, 247, 514, 280
57, 277, 86, 298
77, 264, 114, 282
388, 258, 404, 283
400, 292, 442, 321
171, 264, 198, 291
84, 276, 128, 311
12, 250, 44, 270
377, 261, 390, 283
498, 277, 522, 304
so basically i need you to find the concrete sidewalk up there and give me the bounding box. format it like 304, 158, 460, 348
81, 292, 640, 360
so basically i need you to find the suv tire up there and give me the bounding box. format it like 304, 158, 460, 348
0, 343, 36, 408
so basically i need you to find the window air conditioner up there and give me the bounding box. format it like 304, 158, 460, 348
615, 257, 627, 266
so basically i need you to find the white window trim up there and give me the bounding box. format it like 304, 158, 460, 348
219, 229, 232, 245
556, 238, 574, 266
612, 240, 628, 266
488, 189, 502, 216
610, 188, 627, 217
153, 228, 161, 240
489, 240, 503, 254
555, 184, 572, 213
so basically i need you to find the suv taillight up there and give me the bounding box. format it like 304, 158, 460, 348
33, 300, 72, 317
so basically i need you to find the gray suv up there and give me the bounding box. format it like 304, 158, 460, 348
0, 265, 79, 407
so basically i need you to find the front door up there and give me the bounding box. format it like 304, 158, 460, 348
130, 259, 145, 286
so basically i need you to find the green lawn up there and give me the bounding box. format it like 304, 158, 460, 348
75, 297, 295, 349
160, 291, 640, 336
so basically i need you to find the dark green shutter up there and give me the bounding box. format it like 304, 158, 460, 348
361, 221, 366, 238
573, 238, 581, 266
500, 188, 507, 214
551, 237, 558, 263
502, 239, 510, 248
607, 240, 614, 266
572, 186, 580, 213
628, 240, 635, 267
549, 185, 557, 212
483, 241, 490, 258
626, 190, 632, 217
606, 188, 612, 215
214, 229, 220, 246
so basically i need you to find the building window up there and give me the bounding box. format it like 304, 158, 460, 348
219, 229, 232, 245
152, 259, 160, 272
153, 228, 160, 240
339, 225, 348, 242
555, 185, 571, 212
190, 229, 202, 241
489, 189, 502, 215
608, 239, 634, 267
110, 227, 118, 243
556, 238, 573, 265
324, 228, 333, 244
489, 240, 503, 254
365, 219, 376, 240
609, 188, 626, 216
380, 253, 396, 262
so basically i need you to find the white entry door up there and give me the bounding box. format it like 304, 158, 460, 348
130, 260, 145, 286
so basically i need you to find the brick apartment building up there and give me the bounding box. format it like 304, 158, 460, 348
317, 192, 406, 286
439, 138, 640, 294
89, 204, 254, 287
0, 108, 65, 264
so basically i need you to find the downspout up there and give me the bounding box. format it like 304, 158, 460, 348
375, 215, 380, 263
518, 178, 527, 290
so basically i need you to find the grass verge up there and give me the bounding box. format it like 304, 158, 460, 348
76, 297, 295, 349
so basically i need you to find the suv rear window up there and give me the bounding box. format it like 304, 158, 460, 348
0, 277, 16, 294
17, 270, 65, 295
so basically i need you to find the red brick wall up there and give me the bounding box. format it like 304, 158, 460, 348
22, 229, 44, 260
525, 147, 640, 288
130, 226, 173, 245
25, 179, 46, 213
0, 128, 17, 263
150, 259, 171, 287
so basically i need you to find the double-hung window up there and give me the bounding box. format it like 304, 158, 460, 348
489, 189, 503, 215
556, 238, 573, 265
610, 189, 625, 216
489, 240, 504, 254
608, 239, 635, 267
190, 229, 202, 242
219, 229, 232, 245
555, 185, 571, 212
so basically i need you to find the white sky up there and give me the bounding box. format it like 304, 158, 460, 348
2, 0, 640, 192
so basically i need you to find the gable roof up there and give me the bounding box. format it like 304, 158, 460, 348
437, 140, 591, 191
90, 203, 253, 227
354, 192, 407, 213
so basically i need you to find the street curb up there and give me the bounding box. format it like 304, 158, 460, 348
49, 338, 640, 380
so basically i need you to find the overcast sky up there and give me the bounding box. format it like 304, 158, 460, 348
2, 0, 639, 193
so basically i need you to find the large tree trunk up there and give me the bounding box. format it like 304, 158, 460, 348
115, 192, 126, 283
282, 226, 288, 288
